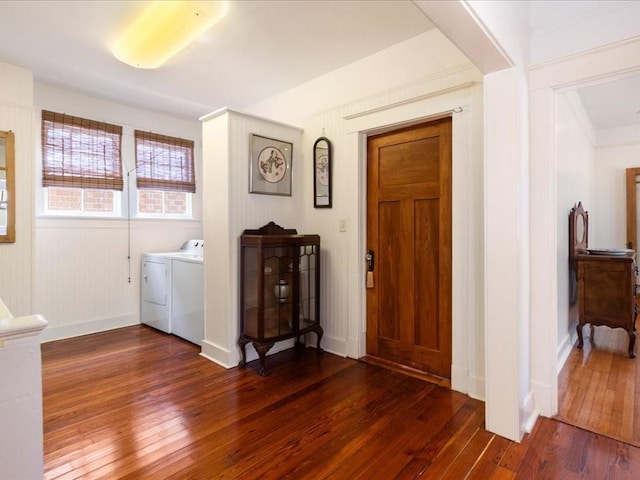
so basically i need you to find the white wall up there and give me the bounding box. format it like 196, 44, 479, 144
33, 84, 203, 341
530, 1, 640, 65
0, 62, 34, 317
593, 142, 640, 249
200, 109, 302, 367
241, 30, 486, 399
483, 65, 532, 441
555, 91, 595, 368
450, 1, 533, 441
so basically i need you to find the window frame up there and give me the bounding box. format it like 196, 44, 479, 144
133, 129, 195, 219
41, 110, 124, 191
38, 110, 197, 220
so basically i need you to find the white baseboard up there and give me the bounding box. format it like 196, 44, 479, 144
316, 334, 347, 357
467, 374, 485, 401
557, 332, 574, 374
39, 314, 139, 343
201, 333, 348, 370
199, 339, 238, 369
531, 379, 555, 417
451, 364, 485, 400
520, 391, 539, 434
451, 364, 468, 394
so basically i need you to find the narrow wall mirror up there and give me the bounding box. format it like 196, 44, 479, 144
0, 130, 15, 243
313, 136, 332, 208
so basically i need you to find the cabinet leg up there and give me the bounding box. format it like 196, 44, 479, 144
629, 329, 636, 359
315, 326, 324, 353
238, 338, 249, 367
253, 342, 274, 376
577, 323, 584, 349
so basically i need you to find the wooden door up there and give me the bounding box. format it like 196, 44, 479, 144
625, 167, 640, 309
626, 167, 640, 251
366, 118, 452, 379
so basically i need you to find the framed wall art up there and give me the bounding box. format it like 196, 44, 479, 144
249, 133, 293, 196
313, 136, 332, 208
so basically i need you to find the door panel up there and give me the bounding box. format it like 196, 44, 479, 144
378, 201, 403, 341
415, 198, 439, 350
366, 118, 452, 379
626, 168, 640, 250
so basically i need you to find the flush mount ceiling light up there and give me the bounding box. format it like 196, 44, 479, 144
113, 1, 229, 69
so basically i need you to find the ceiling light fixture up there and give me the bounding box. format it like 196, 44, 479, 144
113, 1, 229, 69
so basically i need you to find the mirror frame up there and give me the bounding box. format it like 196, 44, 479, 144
569, 201, 588, 267
313, 136, 332, 208
0, 130, 15, 243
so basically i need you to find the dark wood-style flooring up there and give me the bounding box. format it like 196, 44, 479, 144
557, 325, 640, 446
43, 325, 640, 479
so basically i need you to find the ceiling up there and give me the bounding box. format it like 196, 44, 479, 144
577, 75, 640, 131
0, 1, 433, 120
529, 0, 640, 131
0, 1, 637, 131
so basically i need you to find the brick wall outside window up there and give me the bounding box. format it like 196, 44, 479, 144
164, 192, 187, 215
47, 187, 115, 213
46, 187, 187, 216
139, 190, 187, 215
47, 187, 82, 211
84, 190, 114, 212
138, 190, 163, 214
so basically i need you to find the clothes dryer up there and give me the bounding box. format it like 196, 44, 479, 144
141, 240, 204, 345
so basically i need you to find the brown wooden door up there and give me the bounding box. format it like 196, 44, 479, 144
626, 167, 640, 251
625, 167, 640, 309
366, 118, 452, 379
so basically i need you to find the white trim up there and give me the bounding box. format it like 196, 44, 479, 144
40, 313, 138, 343
35, 217, 202, 229
521, 391, 539, 434
199, 107, 303, 132
529, 35, 640, 420
557, 332, 573, 374
200, 339, 237, 369
200, 338, 298, 370
344, 80, 481, 395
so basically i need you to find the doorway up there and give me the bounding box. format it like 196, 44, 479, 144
365, 117, 452, 379
554, 100, 640, 446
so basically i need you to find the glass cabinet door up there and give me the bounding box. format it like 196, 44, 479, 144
298, 244, 318, 328
263, 246, 295, 337
242, 245, 259, 338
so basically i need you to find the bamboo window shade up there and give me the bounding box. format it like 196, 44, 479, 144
134, 130, 195, 193
41, 110, 123, 190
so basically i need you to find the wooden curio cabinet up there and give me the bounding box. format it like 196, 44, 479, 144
239, 222, 323, 375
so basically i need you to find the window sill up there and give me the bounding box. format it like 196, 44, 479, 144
35, 216, 201, 229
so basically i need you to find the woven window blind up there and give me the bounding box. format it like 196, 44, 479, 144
135, 130, 195, 193
41, 110, 123, 191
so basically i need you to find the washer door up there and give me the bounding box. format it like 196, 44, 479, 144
142, 260, 168, 306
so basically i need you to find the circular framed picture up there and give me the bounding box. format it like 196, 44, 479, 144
257, 147, 286, 183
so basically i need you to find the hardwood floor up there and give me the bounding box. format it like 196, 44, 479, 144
557, 325, 640, 446
43, 325, 640, 479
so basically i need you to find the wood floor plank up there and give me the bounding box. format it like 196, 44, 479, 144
557, 326, 640, 446
42, 325, 640, 479
465, 435, 512, 480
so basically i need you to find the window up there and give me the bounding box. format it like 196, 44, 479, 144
135, 130, 195, 217
41, 110, 123, 215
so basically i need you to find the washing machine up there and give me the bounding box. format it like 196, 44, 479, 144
141, 240, 204, 345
